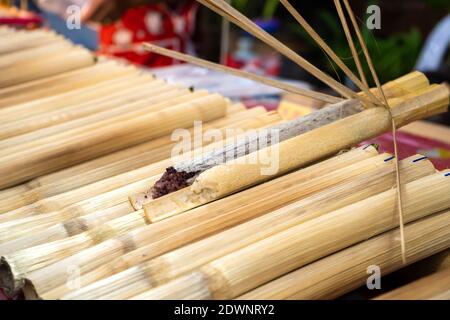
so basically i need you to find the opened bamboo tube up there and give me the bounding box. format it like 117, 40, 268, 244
189, 85, 449, 204
241, 210, 450, 300
137, 210, 450, 300
375, 266, 450, 300
131, 171, 450, 300
18, 146, 378, 298
60, 155, 434, 300
0, 93, 228, 188
0, 109, 273, 223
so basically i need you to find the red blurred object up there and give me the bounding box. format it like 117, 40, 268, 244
363, 131, 450, 170
98, 1, 198, 67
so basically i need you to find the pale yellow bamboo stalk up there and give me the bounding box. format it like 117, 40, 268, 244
61, 155, 434, 300
128, 171, 450, 300
0, 61, 137, 108
0, 30, 63, 55
188, 85, 449, 206
0, 47, 96, 88
0, 93, 228, 188
27, 146, 378, 299
0, 83, 182, 145
0, 108, 272, 219
375, 266, 450, 300
139, 210, 450, 300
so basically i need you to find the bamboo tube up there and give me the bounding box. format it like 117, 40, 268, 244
26, 146, 378, 299
0, 108, 272, 219
375, 267, 450, 300
0, 93, 228, 188
0, 30, 63, 55
140, 210, 450, 300
188, 85, 449, 205
61, 155, 434, 300
127, 171, 450, 300
0, 47, 96, 88
241, 211, 450, 300
0, 111, 276, 246
0, 66, 141, 124
0, 82, 182, 145
0, 62, 138, 108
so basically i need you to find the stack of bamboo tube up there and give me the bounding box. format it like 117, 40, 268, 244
0, 26, 449, 301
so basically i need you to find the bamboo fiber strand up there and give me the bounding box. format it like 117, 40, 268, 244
197, 0, 370, 104
143, 43, 341, 104
62, 155, 434, 300
20, 146, 377, 298
135, 171, 450, 300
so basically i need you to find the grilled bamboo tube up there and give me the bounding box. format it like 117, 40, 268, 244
16, 146, 377, 298
59, 155, 434, 300
121, 171, 450, 300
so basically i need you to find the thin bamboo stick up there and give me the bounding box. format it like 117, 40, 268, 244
197, 0, 372, 104
375, 266, 450, 300
240, 211, 450, 300
0, 30, 63, 55
188, 85, 448, 206
0, 108, 273, 221
60, 155, 434, 300
128, 171, 450, 300
143, 43, 341, 104
0, 93, 228, 188
24, 146, 378, 299
0, 47, 96, 88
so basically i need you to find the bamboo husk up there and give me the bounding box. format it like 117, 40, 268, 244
138, 210, 450, 300
24, 146, 378, 299
0, 46, 96, 88
0, 93, 228, 188
188, 85, 448, 205
60, 155, 434, 300
0, 61, 138, 108
128, 171, 450, 300
375, 266, 450, 300
0, 108, 273, 220
0, 83, 184, 147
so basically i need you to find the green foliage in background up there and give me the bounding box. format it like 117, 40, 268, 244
231, 0, 280, 19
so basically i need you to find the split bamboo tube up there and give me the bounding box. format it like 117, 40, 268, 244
139, 210, 450, 300
61, 155, 434, 300
375, 266, 450, 300
0, 108, 273, 220
241, 210, 450, 300
0, 61, 138, 108
131, 171, 450, 300
189, 84, 449, 203
0, 46, 96, 88
0, 82, 183, 146
26, 146, 378, 299
0, 93, 228, 188
0, 111, 276, 247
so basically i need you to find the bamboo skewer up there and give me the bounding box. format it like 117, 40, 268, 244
129, 171, 450, 300
375, 266, 450, 300
17, 146, 378, 298
238, 210, 450, 300
60, 155, 434, 300
196, 0, 373, 104
143, 43, 341, 104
